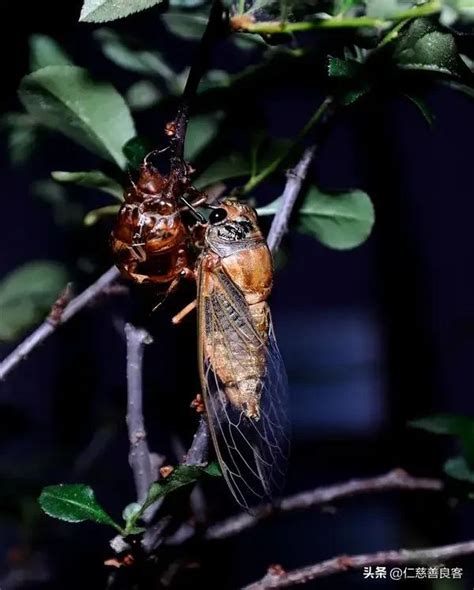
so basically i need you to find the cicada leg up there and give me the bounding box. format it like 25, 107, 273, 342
172, 299, 197, 324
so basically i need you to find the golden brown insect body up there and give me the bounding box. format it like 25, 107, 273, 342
111, 159, 205, 288
197, 200, 290, 508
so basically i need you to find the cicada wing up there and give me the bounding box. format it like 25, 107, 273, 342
198, 267, 290, 510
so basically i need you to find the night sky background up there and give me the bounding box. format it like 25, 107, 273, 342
0, 0, 474, 588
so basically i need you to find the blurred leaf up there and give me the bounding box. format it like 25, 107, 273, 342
94, 29, 175, 79
0, 262, 68, 341
441, 0, 474, 25
29, 35, 73, 71
445, 80, 474, 98
444, 456, 474, 483
51, 170, 123, 200
409, 414, 474, 435
19, 66, 136, 168
404, 93, 435, 126
84, 204, 121, 226
327, 56, 362, 79
39, 484, 122, 530
123, 135, 154, 169
170, 0, 207, 6
126, 80, 162, 110
194, 152, 250, 188
185, 112, 223, 161
410, 413, 474, 465
122, 502, 141, 522
1, 113, 40, 165
393, 19, 467, 79
258, 186, 374, 249
80, 0, 164, 22
162, 13, 208, 39
32, 180, 84, 226
366, 0, 412, 18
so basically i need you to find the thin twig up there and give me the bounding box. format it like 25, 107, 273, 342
125, 323, 154, 503
243, 540, 474, 589
266, 146, 316, 253
185, 415, 210, 466
0, 266, 120, 381
206, 469, 443, 540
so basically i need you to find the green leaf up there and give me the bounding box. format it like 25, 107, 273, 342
365, 0, 412, 18
194, 152, 250, 188
51, 171, 124, 201
162, 13, 208, 40
393, 19, 467, 79
39, 484, 122, 531
404, 93, 435, 127
328, 56, 362, 79
0, 262, 68, 341
122, 502, 142, 522
126, 463, 221, 531
94, 29, 175, 79
258, 186, 374, 250
19, 66, 136, 168
185, 113, 223, 161
84, 204, 121, 226
29, 35, 73, 71
1, 113, 40, 165
123, 136, 154, 169
33, 180, 85, 226
409, 413, 474, 435
126, 80, 163, 111
444, 456, 474, 483
80, 0, 164, 23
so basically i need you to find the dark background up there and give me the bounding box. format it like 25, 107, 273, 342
0, 1, 473, 588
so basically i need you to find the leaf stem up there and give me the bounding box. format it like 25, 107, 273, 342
242, 97, 333, 194
233, 0, 441, 35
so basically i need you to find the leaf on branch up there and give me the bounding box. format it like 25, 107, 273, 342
19, 66, 136, 169
258, 186, 375, 249
94, 29, 175, 79
327, 55, 372, 105
80, 0, 164, 23
33, 180, 85, 226
393, 18, 469, 79
84, 204, 121, 226
0, 261, 68, 341
125, 463, 221, 531
51, 171, 124, 201
194, 152, 251, 188
185, 112, 224, 161
39, 484, 122, 531
29, 35, 73, 71
162, 13, 209, 40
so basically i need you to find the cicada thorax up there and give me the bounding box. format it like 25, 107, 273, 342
111, 160, 197, 286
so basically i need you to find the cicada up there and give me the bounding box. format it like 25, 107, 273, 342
110, 154, 206, 297
196, 200, 290, 508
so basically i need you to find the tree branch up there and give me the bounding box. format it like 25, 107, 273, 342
0, 266, 120, 381
266, 146, 316, 253
125, 323, 154, 503
206, 468, 442, 541
243, 540, 474, 589
185, 415, 210, 466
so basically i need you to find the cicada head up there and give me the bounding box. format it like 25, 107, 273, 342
205, 200, 263, 254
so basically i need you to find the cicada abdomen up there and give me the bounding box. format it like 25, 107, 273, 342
197, 200, 290, 509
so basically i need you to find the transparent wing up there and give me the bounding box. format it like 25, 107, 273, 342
198, 267, 290, 510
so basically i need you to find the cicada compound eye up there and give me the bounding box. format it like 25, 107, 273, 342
209, 208, 228, 225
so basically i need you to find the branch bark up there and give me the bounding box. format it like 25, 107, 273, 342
0, 266, 120, 381
243, 540, 474, 589
206, 468, 443, 540
125, 323, 154, 503
266, 146, 316, 253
